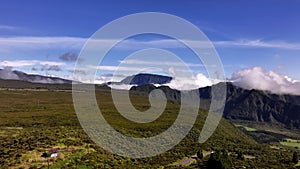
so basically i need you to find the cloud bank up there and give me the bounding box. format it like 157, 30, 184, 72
99, 67, 300, 95
231, 66, 300, 95
165, 73, 213, 90
0, 60, 65, 68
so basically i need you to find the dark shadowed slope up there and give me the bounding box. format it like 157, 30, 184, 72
130, 82, 300, 129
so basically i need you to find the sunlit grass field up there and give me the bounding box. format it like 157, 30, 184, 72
280, 138, 300, 149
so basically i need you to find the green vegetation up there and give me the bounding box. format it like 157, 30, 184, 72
237, 151, 244, 161
280, 138, 300, 149
236, 125, 257, 132
197, 150, 203, 159
207, 150, 232, 169
0, 88, 298, 168
293, 151, 299, 164
296, 160, 300, 167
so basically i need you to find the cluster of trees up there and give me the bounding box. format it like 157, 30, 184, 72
195, 149, 233, 169
206, 150, 233, 169
195, 148, 299, 169
293, 151, 299, 164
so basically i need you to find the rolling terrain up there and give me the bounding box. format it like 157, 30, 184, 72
0, 79, 299, 168
127, 73, 300, 130
1, 73, 300, 168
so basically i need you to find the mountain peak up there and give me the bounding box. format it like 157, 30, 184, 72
0, 68, 72, 84
120, 73, 172, 85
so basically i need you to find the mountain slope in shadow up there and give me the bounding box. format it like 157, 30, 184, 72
130, 82, 300, 129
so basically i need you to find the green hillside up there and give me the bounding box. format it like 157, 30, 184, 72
0, 88, 297, 168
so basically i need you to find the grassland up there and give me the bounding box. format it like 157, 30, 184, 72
296, 160, 300, 167
280, 138, 300, 149
235, 125, 257, 132
0, 88, 299, 168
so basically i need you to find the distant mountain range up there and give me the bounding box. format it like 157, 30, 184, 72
125, 73, 300, 130
130, 82, 300, 129
1, 71, 299, 129
0, 68, 72, 84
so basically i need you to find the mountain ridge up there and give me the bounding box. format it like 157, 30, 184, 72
0, 68, 73, 84
1, 72, 299, 129
130, 82, 300, 129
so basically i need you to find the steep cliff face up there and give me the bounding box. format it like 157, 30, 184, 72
130, 82, 300, 129
223, 84, 300, 128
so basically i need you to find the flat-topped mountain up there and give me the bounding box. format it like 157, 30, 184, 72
109, 73, 172, 85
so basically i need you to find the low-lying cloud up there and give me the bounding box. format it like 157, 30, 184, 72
0, 67, 19, 80
0, 67, 69, 84
41, 65, 62, 72
0, 60, 65, 68
165, 73, 213, 90
94, 74, 127, 84
231, 66, 300, 95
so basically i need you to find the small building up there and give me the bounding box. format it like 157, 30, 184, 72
48, 148, 60, 158
50, 153, 58, 158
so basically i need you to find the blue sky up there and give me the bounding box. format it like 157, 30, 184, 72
1, 0, 300, 87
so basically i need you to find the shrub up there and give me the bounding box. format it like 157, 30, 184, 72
207, 150, 233, 169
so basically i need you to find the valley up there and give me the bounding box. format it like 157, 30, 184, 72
0, 82, 299, 168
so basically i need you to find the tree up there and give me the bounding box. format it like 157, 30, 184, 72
197, 150, 203, 159
237, 151, 244, 160
293, 151, 299, 164
41, 152, 50, 169
41, 152, 50, 158
207, 150, 233, 169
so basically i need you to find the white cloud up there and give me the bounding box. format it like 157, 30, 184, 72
0, 36, 86, 53
214, 39, 300, 50
90, 38, 300, 50
114, 39, 212, 50
117, 38, 300, 50
231, 66, 300, 95
0, 60, 65, 67
165, 73, 214, 90
92, 72, 216, 90
90, 65, 163, 72
119, 59, 206, 67
0, 36, 300, 54
108, 84, 136, 90
94, 74, 126, 84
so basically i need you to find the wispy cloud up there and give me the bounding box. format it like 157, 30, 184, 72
0, 36, 300, 54
90, 65, 163, 72
119, 59, 207, 67
214, 39, 300, 50
0, 60, 65, 67
0, 25, 18, 30
0, 36, 86, 53
91, 38, 300, 50
119, 38, 300, 50
40, 65, 62, 72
